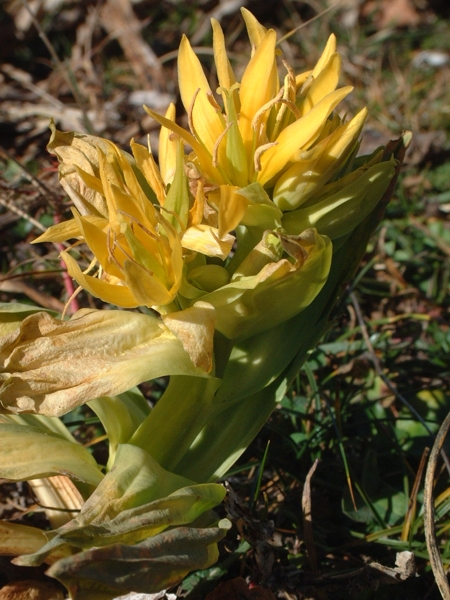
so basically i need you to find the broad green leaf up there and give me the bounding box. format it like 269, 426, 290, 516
0, 424, 103, 486
88, 388, 151, 468
16, 445, 224, 567
47, 522, 231, 600
199, 228, 332, 339
0, 412, 76, 442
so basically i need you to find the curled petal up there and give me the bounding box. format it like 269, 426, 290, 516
162, 302, 216, 372
200, 229, 332, 339
46, 121, 111, 217
181, 225, 234, 260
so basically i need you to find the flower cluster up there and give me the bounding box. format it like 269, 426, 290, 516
35, 9, 395, 347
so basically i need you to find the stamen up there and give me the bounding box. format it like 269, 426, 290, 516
107, 230, 124, 271
159, 205, 185, 232
278, 98, 301, 120
282, 60, 297, 103
206, 90, 222, 111
82, 256, 99, 276
273, 62, 299, 132
251, 88, 284, 134
62, 286, 82, 320
188, 88, 201, 140
116, 210, 158, 241
212, 122, 232, 167
114, 237, 144, 270
254, 142, 278, 172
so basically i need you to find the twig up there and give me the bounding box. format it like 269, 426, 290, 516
0, 196, 46, 232
401, 446, 429, 542
0, 145, 61, 206
302, 458, 319, 574
277, 0, 344, 45
21, 0, 95, 134
424, 411, 450, 600
350, 291, 450, 475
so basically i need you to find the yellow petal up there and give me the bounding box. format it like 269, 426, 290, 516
159, 103, 177, 186
295, 69, 312, 90
163, 139, 190, 232
73, 164, 104, 197
212, 19, 236, 91
188, 178, 205, 227
145, 106, 224, 185
70, 209, 124, 278
238, 29, 278, 153
218, 185, 248, 238
273, 107, 368, 210
257, 86, 353, 185
311, 34, 337, 78
61, 251, 138, 308
130, 139, 166, 206
32, 218, 83, 244
122, 260, 177, 307
181, 224, 234, 260
162, 301, 216, 372
241, 7, 267, 47
298, 53, 342, 116
178, 35, 225, 155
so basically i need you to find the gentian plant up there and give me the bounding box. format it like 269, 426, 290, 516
0, 9, 409, 599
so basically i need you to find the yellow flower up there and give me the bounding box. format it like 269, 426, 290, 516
146, 8, 356, 236
37, 127, 234, 312
34, 11, 397, 344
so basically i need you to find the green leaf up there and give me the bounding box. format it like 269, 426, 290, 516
47, 522, 231, 600
16, 444, 225, 567
0, 412, 76, 442
0, 423, 103, 486
88, 388, 151, 468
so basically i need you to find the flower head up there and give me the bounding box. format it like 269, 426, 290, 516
145, 9, 365, 237
36, 125, 233, 313
35, 10, 397, 343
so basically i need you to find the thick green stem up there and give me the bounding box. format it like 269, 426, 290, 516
129, 375, 220, 474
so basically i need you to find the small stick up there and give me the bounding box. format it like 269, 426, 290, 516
302, 458, 319, 574
424, 411, 450, 600
21, 0, 95, 134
